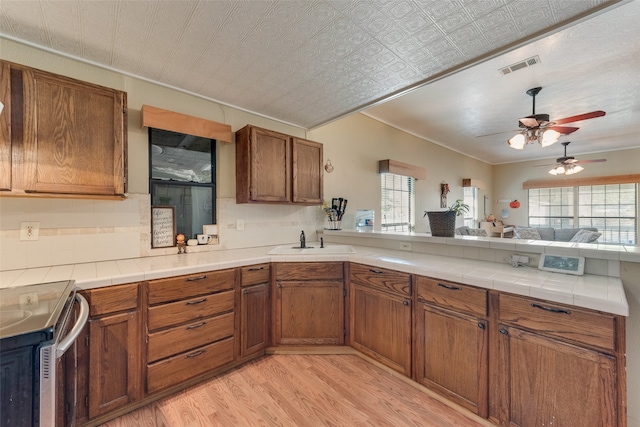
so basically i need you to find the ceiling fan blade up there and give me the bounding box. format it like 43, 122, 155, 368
574, 159, 607, 164
534, 164, 559, 167
519, 117, 539, 127
553, 110, 606, 125
547, 125, 579, 135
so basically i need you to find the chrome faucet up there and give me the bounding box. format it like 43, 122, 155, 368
300, 230, 306, 248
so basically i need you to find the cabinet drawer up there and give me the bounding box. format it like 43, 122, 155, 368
241, 264, 270, 287
148, 290, 234, 331
146, 337, 234, 394
416, 276, 487, 318
148, 312, 234, 363
349, 263, 411, 297
85, 283, 138, 316
148, 269, 235, 305
499, 294, 616, 351
275, 262, 343, 280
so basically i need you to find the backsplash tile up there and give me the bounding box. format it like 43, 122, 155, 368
0, 194, 325, 271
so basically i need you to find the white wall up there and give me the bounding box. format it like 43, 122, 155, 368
308, 113, 493, 232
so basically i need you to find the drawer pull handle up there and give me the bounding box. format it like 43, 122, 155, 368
243, 289, 248, 294
403, 300, 409, 306
478, 322, 485, 330
186, 322, 206, 330
186, 275, 207, 282
248, 267, 265, 271
186, 298, 207, 305
369, 269, 384, 274
438, 283, 461, 291
185, 349, 206, 358
499, 329, 508, 335
531, 303, 571, 315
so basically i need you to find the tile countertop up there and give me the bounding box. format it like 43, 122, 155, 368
0, 245, 628, 317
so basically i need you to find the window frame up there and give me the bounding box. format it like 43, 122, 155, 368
380, 173, 415, 232
148, 128, 217, 238
528, 183, 637, 245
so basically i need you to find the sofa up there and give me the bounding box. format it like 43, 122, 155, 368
513, 226, 601, 243
455, 226, 488, 237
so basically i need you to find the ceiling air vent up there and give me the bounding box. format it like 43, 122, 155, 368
499, 55, 541, 75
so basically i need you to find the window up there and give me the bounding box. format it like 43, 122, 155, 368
149, 128, 216, 240
463, 186, 478, 228
528, 184, 637, 245
380, 173, 415, 232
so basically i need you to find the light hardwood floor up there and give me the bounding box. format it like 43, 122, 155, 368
102, 354, 491, 427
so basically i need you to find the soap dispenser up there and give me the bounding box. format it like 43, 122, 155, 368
300, 230, 306, 248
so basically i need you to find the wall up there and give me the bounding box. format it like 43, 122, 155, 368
308, 113, 493, 232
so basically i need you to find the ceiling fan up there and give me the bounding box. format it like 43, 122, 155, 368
505, 87, 606, 150
536, 141, 607, 175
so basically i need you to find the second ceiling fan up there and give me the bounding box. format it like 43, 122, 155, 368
536, 141, 607, 175
507, 87, 606, 150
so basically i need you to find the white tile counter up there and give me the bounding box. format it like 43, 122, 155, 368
0, 244, 628, 316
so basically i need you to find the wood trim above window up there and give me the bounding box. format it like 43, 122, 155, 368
378, 159, 426, 180
141, 105, 232, 143
523, 174, 640, 190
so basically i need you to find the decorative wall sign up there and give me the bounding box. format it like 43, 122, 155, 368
151, 206, 176, 248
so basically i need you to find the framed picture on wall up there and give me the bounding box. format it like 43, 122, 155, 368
151, 206, 176, 248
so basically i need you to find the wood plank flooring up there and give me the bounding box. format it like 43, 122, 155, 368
102, 354, 492, 427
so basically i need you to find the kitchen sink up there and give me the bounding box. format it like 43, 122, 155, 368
268, 244, 356, 255
0, 310, 33, 330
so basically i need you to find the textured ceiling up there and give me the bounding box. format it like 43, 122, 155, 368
1, 0, 637, 165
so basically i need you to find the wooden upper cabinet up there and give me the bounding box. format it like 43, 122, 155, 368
0, 62, 11, 191
235, 125, 322, 205
1, 60, 127, 198
292, 137, 322, 204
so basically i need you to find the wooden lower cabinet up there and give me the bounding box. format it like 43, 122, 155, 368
78, 283, 141, 420
145, 269, 237, 395
497, 325, 618, 427
241, 283, 269, 357
88, 310, 140, 418
415, 304, 488, 417
274, 280, 344, 345
273, 262, 345, 345
350, 283, 411, 376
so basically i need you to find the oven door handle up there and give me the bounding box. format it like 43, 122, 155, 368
56, 293, 89, 359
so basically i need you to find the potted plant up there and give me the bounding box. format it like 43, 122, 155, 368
424, 199, 469, 237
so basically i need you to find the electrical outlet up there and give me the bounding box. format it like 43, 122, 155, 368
20, 222, 40, 241
19, 292, 39, 309
236, 219, 245, 231
400, 242, 412, 251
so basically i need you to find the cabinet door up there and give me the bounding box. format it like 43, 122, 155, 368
350, 284, 411, 376
18, 66, 126, 196
275, 281, 344, 345
88, 310, 140, 418
415, 304, 488, 417
498, 325, 617, 427
292, 137, 322, 204
241, 283, 269, 358
0, 61, 10, 191
249, 127, 290, 202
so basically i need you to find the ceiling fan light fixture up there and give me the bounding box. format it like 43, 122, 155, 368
548, 165, 564, 175
565, 164, 584, 175
540, 129, 561, 147
507, 133, 526, 149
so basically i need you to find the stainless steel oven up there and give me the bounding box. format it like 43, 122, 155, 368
0, 280, 88, 427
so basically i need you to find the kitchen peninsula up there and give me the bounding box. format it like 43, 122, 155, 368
1, 234, 630, 427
